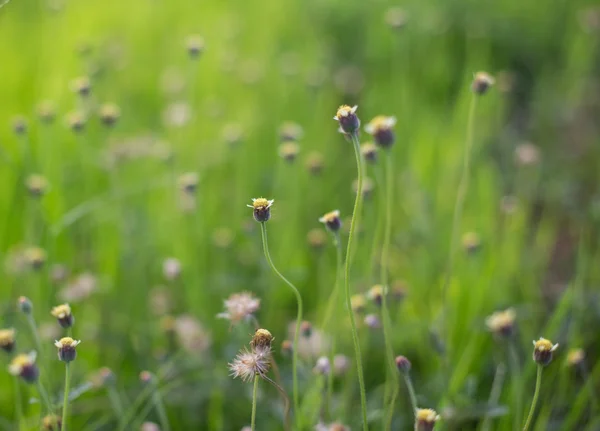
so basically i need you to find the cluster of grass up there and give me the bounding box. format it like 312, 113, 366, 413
1, 0, 599, 429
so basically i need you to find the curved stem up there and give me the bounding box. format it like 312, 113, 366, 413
251, 375, 259, 431
523, 365, 543, 431
263, 375, 291, 431
440, 95, 478, 356
348, 133, 369, 430
62, 363, 71, 431
404, 374, 418, 415
260, 222, 303, 430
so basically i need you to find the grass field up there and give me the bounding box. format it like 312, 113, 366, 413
1, 0, 599, 430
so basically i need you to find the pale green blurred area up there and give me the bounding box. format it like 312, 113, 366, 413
0, 0, 599, 429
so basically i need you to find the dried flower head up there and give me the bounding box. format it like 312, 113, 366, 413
533, 338, 559, 366
8, 352, 39, 383
229, 346, 272, 382
12, 116, 28, 135
319, 210, 342, 233
0, 328, 16, 353
361, 142, 378, 163
163, 257, 181, 281
462, 231, 481, 253
99, 103, 121, 127
51, 303, 74, 328
415, 408, 440, 431
485, 308, 516, 337
18, 296, 33, 314
313, 356, 331, 375
25, 174, 49, 197
351, 294, 367, 313
186, 35, 205, 58
178, 172, 199, 194
279, 121, 304, 142
395, 355, 412, 374
305, 151, 324, 175
471, 72, 495, 95
566, 348, 585, 367
42, 414, 62, 431
251, 328, 274, 351
334, 105, 360, 135
37, 101, 56, 124
385, 7, 408, 30
71, 76, 91, 97
24, 246, 46, 269
217, 292, 260, 324
365, 116, 397, 148
66, 111, 86, 133
55, 337, 81, 362
248, 198, 274, 223
174, 315, 211, 353
279, 141, 300, 163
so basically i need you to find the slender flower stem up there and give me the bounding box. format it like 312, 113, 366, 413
260, 222, 303, 429
321, 233, 343, 335
107, 386, 125, 421
482, 363, 507, 431
523, 365, 543, 431
62, 363, 71, 430
152, 387, 171, 431
263, 375, 291, 431
348, 132, 369, 430
26, 314, 43, 356
386, 372, 418, 431
509, 339, 523, 431
251, 375, 259, 431
14, 376, 23, 431
440, 95, 478, 355
36, 380, 53, 413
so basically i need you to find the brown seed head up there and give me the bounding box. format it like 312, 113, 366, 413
361, 142, 378, 163
485, 308, 516, 337
186, 35, 205, 58
54, 337, 81, 362
248, 198, 274, 223
533, 337, 559, 366
0, 328, 16, 353
319, 210, 342, 233
334, 105, 360, 135
471, 72, 495, 95
251, 328, 274, 351
279, 141, 300, 163
99, 103, 121, 127
25, 174, 49, 197
415, 408, 440, 431
365, 116, 397, 148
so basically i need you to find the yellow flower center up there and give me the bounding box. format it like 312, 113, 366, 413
252, 198, 271, 209
416, 408, 439, 422
336, 105, 354, 118
534, 338, 554, 351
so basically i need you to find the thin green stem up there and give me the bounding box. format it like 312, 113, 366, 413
481, 363, 506, 431
523, 365, 543, 431
107, 386, 125, 421
326, 341, 335, 421
404, 374, 418, 416
581, 363, 598, 414
251, 375, 259, 431
509, 339, 523, 431
62, 363, 71, 431
260, 222, 303, 430
26, 314, 43, 356
321, 233, 343, 334
263, 374, 291, 431
36, 379, 53, 413
152, 384, 171, 431
14, 376, 23, 431
348, 132, 369, 430
440, 95, 478, 356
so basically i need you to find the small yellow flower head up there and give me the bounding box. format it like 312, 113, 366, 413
279, 121, 304, 142
485, 308, 516, 337
365, 115, 397, 148
415, 408, 440, 431
178, 172, 199, 194
12, 116, 28, 135
66, 111, 86, 133
25, 174, 49, 197
305, 151, 324, 176
18, 296, 33, 314
0, 328, 16, 353
186, 35, 205, 58
319, 210, 342, 233
351, 294, 367, 313
367, 284, 387, 306
566, 348, 585, 368
248, 198, 274, 223
37, 100, 56, 124
24, 247, 47, 270
99, 103, 121, 127
334, 105, 360, 135
71, 76, 91, 97
250, 328, 274, 351
307, 228, 327, 250
278, 141, 300, 163
395, 355, 411, 374
54, 337, 81, 362
532, 337, 559, 366
462, 231, 481, 253
51, 303, 74, 328
8, 352, 39, 384
42, 414, 62, 431
361, 142, 379, 163
471, 72, 495, 95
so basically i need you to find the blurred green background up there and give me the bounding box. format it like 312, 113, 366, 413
1, 0, 599, 429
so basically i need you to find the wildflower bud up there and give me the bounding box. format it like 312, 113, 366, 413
415, 408, 440, 431
352, 177, 374, 199
0, 328, 16, 353
163, 258, 182, 281
99, 103, 120, 127
395, 355, 411, 374
279, 122, 303, 142
18, 296, 33, 314
139, 370, 154, 385
485, 308, 516, 338
364, 314, 381, 329
313, 356, 330, 375
300, 321, 313, 337
251, 328, 274, 350
365, 116, 397, 149
141, 422, 161, 431
41, 414, 62, 430
178, 172, 199, 194
334, 105, 360, 135
186, 35, 205, 58
8, 352, 39, 384
37, 101, 56, 124
533, 338, 559, 366
471, 72, 495, 95
278, 142, 300, 163
305, 152, 324, 175
391, 281, 407, 302
385, 7, 408, 30
367, 285, 386, 306
351, 294, 366, 313
55, 337, 80, 362
333, 354, 350, 376
66, 111, 86, 133
24, 247, 46, 270
307, 229, 327, 250
51, 304, 74, 328
361, 142, 378, 163
319, 210, 342, 233
25, 174, 49, 197
99, 367, 116, 386
566, 348, 585, 368
515, 142, 540, 166
71, 76, 91, 97
12, 116, 28, 135
248, 198, 274, 223
281, 339, 293, 356
462, 232, 481, 253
